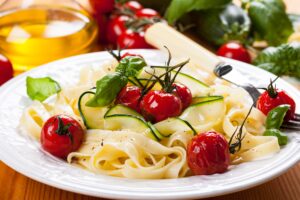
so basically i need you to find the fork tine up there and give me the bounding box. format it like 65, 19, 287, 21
294, 113, 300, 121
281, 121, 300, 131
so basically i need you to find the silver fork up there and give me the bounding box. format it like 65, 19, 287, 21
214, 64, 300, 131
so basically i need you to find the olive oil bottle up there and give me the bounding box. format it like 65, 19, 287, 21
0, 2, 98, 74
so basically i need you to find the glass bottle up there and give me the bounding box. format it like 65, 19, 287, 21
0, 0, 98, 74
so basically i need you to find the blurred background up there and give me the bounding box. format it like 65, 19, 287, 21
0, 0, 299, 87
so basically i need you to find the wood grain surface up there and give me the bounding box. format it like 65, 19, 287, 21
0, 0, 299, 200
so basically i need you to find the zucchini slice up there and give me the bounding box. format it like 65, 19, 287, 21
78, 91, 108, 129
104, 114, 159, 141
180, 97, 225, 131
192, 95, 223, 105
154, 117, 197, 136
138, 67, 210, 96
105, 104, 142, 118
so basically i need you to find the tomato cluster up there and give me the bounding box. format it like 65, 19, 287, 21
89, 0, 160, 48
116, 83, 192, 123
115, 55, 192, 122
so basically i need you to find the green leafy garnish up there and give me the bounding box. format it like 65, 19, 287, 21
246, 0, 293, 46
85, 73, 128, 107
116, 56, 147, 77
85, 56, 147, 107
265, 104, 290, 129
165, 0, 231, 24
263, 105, 289, 146
253, 42, 300, 78
263, 129, 288, 146
26, 76, 61, 102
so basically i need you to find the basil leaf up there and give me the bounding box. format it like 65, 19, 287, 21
265, 104, 290, 129
26, 76, 61, 102
263, 128, 288, 145
248, 0, 293, 46
85, 72, 127, 107
253, 42, 300, 78
165, 0, 231, 24
116, 56, 147, 77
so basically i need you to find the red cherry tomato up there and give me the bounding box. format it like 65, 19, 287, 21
117, 30, 152, 49
172, 83, 192, 109
187, 131, 230, 175
106, 15, 129, 44
89, 0, 115, 14
41, 115, 84, 159
135, 8, 160, 18
140, 90, 182, 122
257, 89, 296, 121
124, 1, 143, 13
116, 85, 142, 112
93, 14, 108, 44
217, 42, 251, 63
0, 54, 13, 85
120, 52, 143, 60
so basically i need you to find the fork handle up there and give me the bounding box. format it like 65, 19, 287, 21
145, 23, 222, 72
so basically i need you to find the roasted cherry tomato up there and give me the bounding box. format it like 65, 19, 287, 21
135, 8, 160, 18
41, 115, 84, 159
0, 54, 13, 85
121, 52, 143, 60
89, 0, 115, 14
187, 131, 230, 175
140, 90, 182, 122
257, 89, 296, 121
116, 85, 142, 112
217, 42, 251, 63
172, 83, 192, 109
124, 1, 143, 13
106, 15, 129, 44
117, 30, 152, 49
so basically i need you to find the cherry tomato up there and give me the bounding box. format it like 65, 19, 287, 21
257, 89, 296, 121
172, 83, 192, 109
89, 0, 115, 14
187, 131, 230, 175
217, 42, 251, 63
135, 8, 160, 18
140, 90, 182, 122
120, 52, 143, 60
116, 85, 142, 112
124, 1, 143, 13
117, 30, 152, 49
0, 54, 13, 85
93, 14, 108, 44
41, 115, 84, 159
106, 15, 129, 44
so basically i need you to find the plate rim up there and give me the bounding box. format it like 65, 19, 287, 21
0, 49, 299, 199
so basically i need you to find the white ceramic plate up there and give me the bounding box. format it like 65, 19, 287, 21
0, 50, 299, 199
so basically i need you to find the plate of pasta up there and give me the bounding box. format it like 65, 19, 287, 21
0, 49, 299, 199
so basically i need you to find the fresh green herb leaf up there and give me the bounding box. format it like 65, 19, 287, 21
116, 56, 147, 77
26, 76, 61, 102
85, 72, 128, 107
263, 128, 288, 145
265, 104, 290, 129
253, 42, 300, 78
165, 0, 232, 24
247, 0, 293, 46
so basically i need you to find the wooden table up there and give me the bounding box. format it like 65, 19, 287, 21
0, 0, 299, 199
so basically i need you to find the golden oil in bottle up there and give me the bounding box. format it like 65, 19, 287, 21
0, 6, 98, 74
